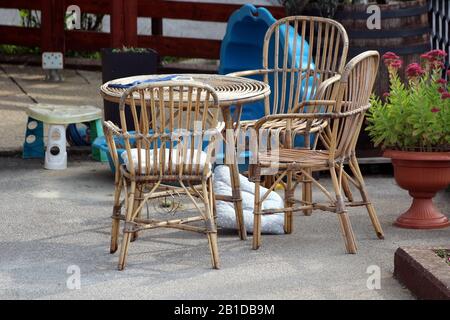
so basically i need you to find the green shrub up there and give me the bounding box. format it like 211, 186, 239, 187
366, 50, 450, 152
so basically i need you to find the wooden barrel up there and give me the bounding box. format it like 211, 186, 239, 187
335, 0, 431, 157
335, 0, 430, 96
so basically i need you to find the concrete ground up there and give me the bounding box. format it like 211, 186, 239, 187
0, 63, 449, 299
0, 156, 449, 300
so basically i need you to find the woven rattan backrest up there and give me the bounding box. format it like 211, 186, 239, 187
262, 16, 348, 115
331, 51, 380, 159
118, 81, 220, 178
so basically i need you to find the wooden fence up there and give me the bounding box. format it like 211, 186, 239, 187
0, 0, 285, 59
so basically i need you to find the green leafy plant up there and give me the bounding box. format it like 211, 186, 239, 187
366, 50, 450, 152
19, 9, 40, 28
435, 249, 450, 267
111, 46, 150, 53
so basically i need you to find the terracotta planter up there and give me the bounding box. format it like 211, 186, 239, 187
384, 150, 450, 229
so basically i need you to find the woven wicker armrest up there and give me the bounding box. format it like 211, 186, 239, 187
254, 103, 370, 130
314, 74, 341, 100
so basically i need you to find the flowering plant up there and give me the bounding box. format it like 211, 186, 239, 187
366, 50, 450, 151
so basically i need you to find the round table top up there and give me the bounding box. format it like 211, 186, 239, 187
100, 74, 270, 107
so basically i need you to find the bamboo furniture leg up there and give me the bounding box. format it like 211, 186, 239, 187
252, 178, 262, 250
284, 169, 293, 234
203, 178, 220, 269
302, 169, 313, 216
349, 154, 384, 239
221, 106, 247, 240
336, 158, 353, 203
330, 164, 357, 254
110, 175, 123, 253
130, 186, 143, 242
341, 170, 354, 202
118, 181, 136, 270
209, 177, 217, 220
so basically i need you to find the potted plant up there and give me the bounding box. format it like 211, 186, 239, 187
101, 47, 159, 128
366, 49, 450, 229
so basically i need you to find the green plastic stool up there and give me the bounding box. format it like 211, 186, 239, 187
23, 104, 107, 169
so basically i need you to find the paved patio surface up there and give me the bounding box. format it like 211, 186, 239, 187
0, 156, 448, 300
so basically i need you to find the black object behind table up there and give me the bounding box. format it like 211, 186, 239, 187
101, 48, 159, 130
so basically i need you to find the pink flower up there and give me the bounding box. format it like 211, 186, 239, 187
438, 87, 447, 94
422, 50, 447, 62
382, 92, 390, 98
427, 49, 447, 60
390, 59, 403, 69
447, 69, 450, 77
431, 107, 441, 112
441, 92, 450, 100
431, 60, 445, 70
383, 52, 400, 61
406, 63, 425, 78
382, 52, 403, 69
421, 53, 431, 60
436, 78, 448, 85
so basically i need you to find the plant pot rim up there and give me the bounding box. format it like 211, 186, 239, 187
383, 149, 450, 161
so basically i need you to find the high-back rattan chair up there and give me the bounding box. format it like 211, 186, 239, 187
228, 16, 349, 216
249, 51, 384, 252
230, 16, 348, 114
104, 81, 221, 270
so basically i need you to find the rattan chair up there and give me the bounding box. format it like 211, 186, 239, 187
228, 16, 349, 219
104, 81, 221, 270
249, 51, 384, 252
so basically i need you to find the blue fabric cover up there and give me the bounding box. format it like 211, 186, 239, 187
107, 75, 177, 89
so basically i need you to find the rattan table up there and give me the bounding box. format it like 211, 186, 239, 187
101, 74, 270, 240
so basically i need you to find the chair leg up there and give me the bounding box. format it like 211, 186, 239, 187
209, 178, 217, 221
118, 181, 136, 271
252, 179, 262, 250
349, 155, 384, 239
203, 179, 220, 269
110, 177, 123, 254
329, 166, 357, 254
284, 170, 293, 234
341, 170, 354, 202
337, 211, 357, 254
263, 175, 274, 189
302, 169, 313, 216
130, 186, 143, 242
